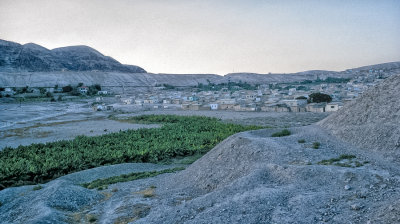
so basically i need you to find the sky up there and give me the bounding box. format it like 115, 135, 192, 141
0, 0, 399, 75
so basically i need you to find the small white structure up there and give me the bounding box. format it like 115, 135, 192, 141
97, 90, 108, 95
121, 98, 133, 104
325, 102, 342, 112
210, 103, 218, 110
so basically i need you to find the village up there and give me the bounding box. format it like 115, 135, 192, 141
100, 68, 394, 113
0, 67, 396, 114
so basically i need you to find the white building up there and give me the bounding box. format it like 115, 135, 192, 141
210, 103, 218, 110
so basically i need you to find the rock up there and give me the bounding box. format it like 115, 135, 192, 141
350, 204, 363, 210
344, 185, 351, 190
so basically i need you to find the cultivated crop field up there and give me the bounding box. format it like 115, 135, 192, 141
0, 115, 261, 189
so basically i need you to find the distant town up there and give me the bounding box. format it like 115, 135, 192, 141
1, 66, 397, 114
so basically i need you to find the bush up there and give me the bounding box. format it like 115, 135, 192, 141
62, 85, 73, 92
271, 129, 291, 137
39, 87, 47, 95
46, 92, 53, 97
308, 93, 332, 103
312, 142, 321, 149
86, 214, 97, 223
93, 84, 101, 91
33, 185, 42, 191
298, 139, 306, 143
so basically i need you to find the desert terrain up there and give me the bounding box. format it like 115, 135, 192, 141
0, 75, 399, 223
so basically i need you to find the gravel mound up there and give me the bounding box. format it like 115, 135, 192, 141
0, 163, 180, 223
136, 127, 400, 224
318, 74, 400, 160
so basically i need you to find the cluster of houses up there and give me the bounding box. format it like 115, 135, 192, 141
117, 86, 346, 113
0, 86, 109, 97
114, 68, 398, 113
2, 67, 398, 114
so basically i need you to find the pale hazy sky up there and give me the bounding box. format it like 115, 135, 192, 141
1, 0, 399, 75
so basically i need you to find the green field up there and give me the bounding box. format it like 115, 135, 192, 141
0, 115, 261, 189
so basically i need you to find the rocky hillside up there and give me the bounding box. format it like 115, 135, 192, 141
0, 39, 146, 73
224, 70, 343, 84
0, 71, 223, 91
318, 74, 400, 161
351, 61, 400, 72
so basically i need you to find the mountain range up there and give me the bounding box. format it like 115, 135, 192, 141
0, 39, 146, 73
1, 39, 400, 88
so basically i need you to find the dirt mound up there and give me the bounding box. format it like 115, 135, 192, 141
137, 127, 400, 224
318, 74, 400, 160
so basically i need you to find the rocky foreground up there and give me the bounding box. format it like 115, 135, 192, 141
1, 125, 399, 223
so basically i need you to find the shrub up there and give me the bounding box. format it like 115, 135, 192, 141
57, 95, 62, 101
312, 142, 320, 149
271, 129, 291, 137
93, 84, 101, 91
62, 85, 73, 92
308, 92, 332, 103
298, 139, 306, 143
39, 87, 47, 95
21, 86, 29, 94
86, 214, 97, 223
33, 185, 42, 191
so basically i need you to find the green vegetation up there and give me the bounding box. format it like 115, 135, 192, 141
81, 167, 184, 189
298, 139, 306, 143
271, 129, 291, 137
308, 92, 332, 103
32, 185, 43, 191
317, 154, 365, 168
86, 214, 98, 223
312, 142, 321, 149
163, 84, 176, 90
196, 81, 258, 91
295, 96, 307, 100
0, 115, 261, 189
300, 77, 350, 84
62, 85, 73, 92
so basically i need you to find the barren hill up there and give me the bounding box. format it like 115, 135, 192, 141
0, 39, 146, 73
318, 74, 400, 161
